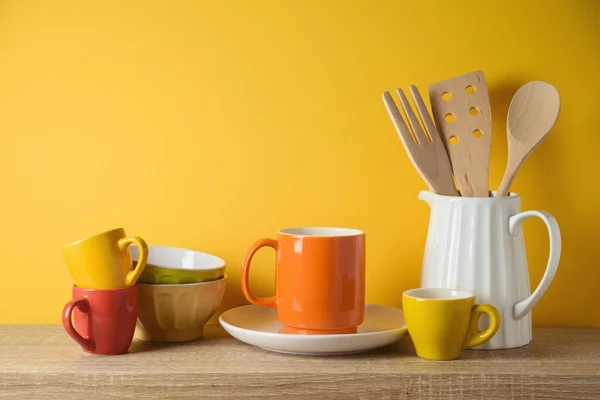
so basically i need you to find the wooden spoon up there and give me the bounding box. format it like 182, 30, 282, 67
496, 81, 560, 197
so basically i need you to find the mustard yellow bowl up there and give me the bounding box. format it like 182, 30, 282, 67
135, 276, 227, 343
131, 245, 226, 284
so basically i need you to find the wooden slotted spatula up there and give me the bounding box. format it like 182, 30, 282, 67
428, 71, 492, 197
383, 86, 459, 196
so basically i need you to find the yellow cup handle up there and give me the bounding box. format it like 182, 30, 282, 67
462, 303, 501, 349
118, 236, 148, 286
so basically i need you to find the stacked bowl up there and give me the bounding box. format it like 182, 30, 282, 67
131, 245, 227, 343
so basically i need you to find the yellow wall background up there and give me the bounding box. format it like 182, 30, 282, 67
1, 0, 598, 326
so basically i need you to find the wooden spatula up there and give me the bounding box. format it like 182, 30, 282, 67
428, 71, 492, 197
383, 86, 459, 196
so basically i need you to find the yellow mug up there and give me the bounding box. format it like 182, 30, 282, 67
402, 288, 501, 361
62, 228, 149, 289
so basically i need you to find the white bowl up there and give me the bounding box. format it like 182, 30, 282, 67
131, 245, 226, 284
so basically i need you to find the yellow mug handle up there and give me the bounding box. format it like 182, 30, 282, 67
462, 303, 501, 349
118, 236, 148, 286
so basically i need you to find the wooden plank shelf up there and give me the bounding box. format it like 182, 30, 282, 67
1, 325, 599, 399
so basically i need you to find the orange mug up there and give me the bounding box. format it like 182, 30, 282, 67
241, 227, 365, 335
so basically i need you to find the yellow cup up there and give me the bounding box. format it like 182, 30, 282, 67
402, 288, 501, 361
62, 228, 149, 289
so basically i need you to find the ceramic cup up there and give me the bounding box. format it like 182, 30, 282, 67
135, 276, 227, 343
402, 288, 501, 361
62, 285, 138, 355
62, 227, 148, 289
241, 227, 365, 335
131, 245, 226, 284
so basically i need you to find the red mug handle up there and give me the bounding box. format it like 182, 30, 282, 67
62, 299, 95, 351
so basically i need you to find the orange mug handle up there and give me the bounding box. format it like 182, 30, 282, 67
62, 299, 95, 351
241, 238, 278, 308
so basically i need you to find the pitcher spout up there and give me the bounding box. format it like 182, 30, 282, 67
418, 190, 434, 206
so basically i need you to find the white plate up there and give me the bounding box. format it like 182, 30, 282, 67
219, 304, 407, 355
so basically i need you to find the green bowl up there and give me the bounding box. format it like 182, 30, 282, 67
131, 245, 226, 284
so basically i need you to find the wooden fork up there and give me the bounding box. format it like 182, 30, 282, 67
382, 86, 459, 196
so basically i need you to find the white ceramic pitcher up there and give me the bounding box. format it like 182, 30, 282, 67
418, 191, 561, 349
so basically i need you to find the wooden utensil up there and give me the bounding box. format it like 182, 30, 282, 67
382, 86, 459, 196
496, 81, 560, 197
428, 71, 493, 197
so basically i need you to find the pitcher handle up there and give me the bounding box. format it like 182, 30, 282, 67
509, 210, 561, 320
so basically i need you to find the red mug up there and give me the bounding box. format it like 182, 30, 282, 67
62, 285, 138, 355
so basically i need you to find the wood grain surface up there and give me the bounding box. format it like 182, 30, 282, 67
1, 325, 599, 399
